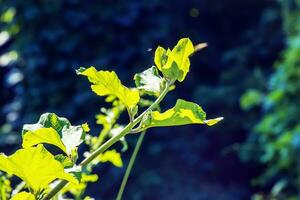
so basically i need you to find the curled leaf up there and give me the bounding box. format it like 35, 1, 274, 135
134, 66, 163, 95
154, 38, 194, 82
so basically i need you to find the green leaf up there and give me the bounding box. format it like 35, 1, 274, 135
154, 38, 194, 82
240, 89, 263, 110
145, 99, 223, 128
0, 145, 78, 192
99, 150, 123, 168
11, 192, 35, 200
22, 128, 67, 154
82, 123, 90, 132
54, 154, 74, 168
134, 66, 163, 95
23, 113, 69, 134
22, 113, 85, 155
77, 67, 140, 108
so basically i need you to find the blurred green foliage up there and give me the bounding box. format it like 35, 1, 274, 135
240, 0, 300, 198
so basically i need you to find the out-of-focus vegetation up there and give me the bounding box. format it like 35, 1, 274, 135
240, 0, 300, 199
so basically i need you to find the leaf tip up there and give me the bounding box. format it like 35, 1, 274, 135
194, 42, 208, 52
204, 117, 224, 126
75, 67, 86, 75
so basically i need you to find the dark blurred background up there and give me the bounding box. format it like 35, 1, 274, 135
1, 0, 300, 199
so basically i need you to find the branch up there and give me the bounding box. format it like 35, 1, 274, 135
42, 81, 170, 200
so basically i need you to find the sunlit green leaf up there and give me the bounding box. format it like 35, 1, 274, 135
54, 154, 74, 168
154, 38, 194, 82
22, 128, 67, 154
11, 192, 35, 200
99, 150, 123, 168
134, 66, 163, 95
23, 113, 69, 134
145, 99, 223, 128
22, 113, 85, 155
0, 145, 78, 192
82, 123, 90, 132
77, 67, 140, 108
154, 46, 168, 71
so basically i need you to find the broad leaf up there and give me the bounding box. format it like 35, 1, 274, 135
77, 67, 140, 108
154, 38, 194, 82
0, 145, 77, 192
134, 66, 163, 95
145, 99, 223, 128
11, 192, 35, 200
22, 128, 67, 154
22, 113, 85, 155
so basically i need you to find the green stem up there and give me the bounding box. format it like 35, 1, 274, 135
42, 82, 170, 200
116, 131, 146, 200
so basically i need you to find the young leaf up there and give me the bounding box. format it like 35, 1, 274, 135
0, 145, 78, 192
11, 192, 35, 200
61, 125, 85, 155
22, 113, 85, 155
61, 174, 98, 198
82, 123, 90, 132
77, 67, 140, 108
144, 99, 223, 128
22, 128, 68, 154
134, 66, 163, 95
154, 38, 194, 82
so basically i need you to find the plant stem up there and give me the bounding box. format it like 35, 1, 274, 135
42, 82, 170, 200
116, 131, 146, 200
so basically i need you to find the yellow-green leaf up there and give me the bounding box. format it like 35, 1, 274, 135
146, 99, 223, 128
77, 67, 140, 108
0, 145, 78, 192
22, 113, 86, 155
82, 123, 90, 132
22, 127, 67, 154
154, 46, 168, 72
154, 38, 194, 82
11, 192, 35, 200
54, 154, 74, 168
99, 150, 123, 168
